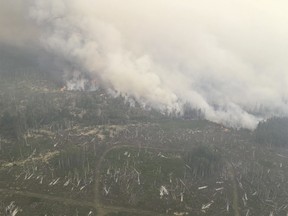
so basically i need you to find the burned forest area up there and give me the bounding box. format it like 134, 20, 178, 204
1, 72, 288, 216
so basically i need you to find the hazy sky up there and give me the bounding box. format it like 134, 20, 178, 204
1, 0, 288, 129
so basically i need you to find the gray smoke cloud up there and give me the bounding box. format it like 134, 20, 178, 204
0, 0, 37, 47
2, 0, 288, 129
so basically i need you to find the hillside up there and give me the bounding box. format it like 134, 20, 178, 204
1, 73, 288, 216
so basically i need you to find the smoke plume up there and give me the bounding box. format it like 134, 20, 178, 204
3, 0, 288, 129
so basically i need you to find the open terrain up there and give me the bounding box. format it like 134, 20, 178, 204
1, 75, 288, 216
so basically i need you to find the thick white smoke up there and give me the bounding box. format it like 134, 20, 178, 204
27, 0, 288, 129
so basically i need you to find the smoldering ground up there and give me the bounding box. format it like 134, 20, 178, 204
1, 0, 288, 129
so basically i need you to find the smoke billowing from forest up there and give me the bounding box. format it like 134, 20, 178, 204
2, 0, 288, 129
